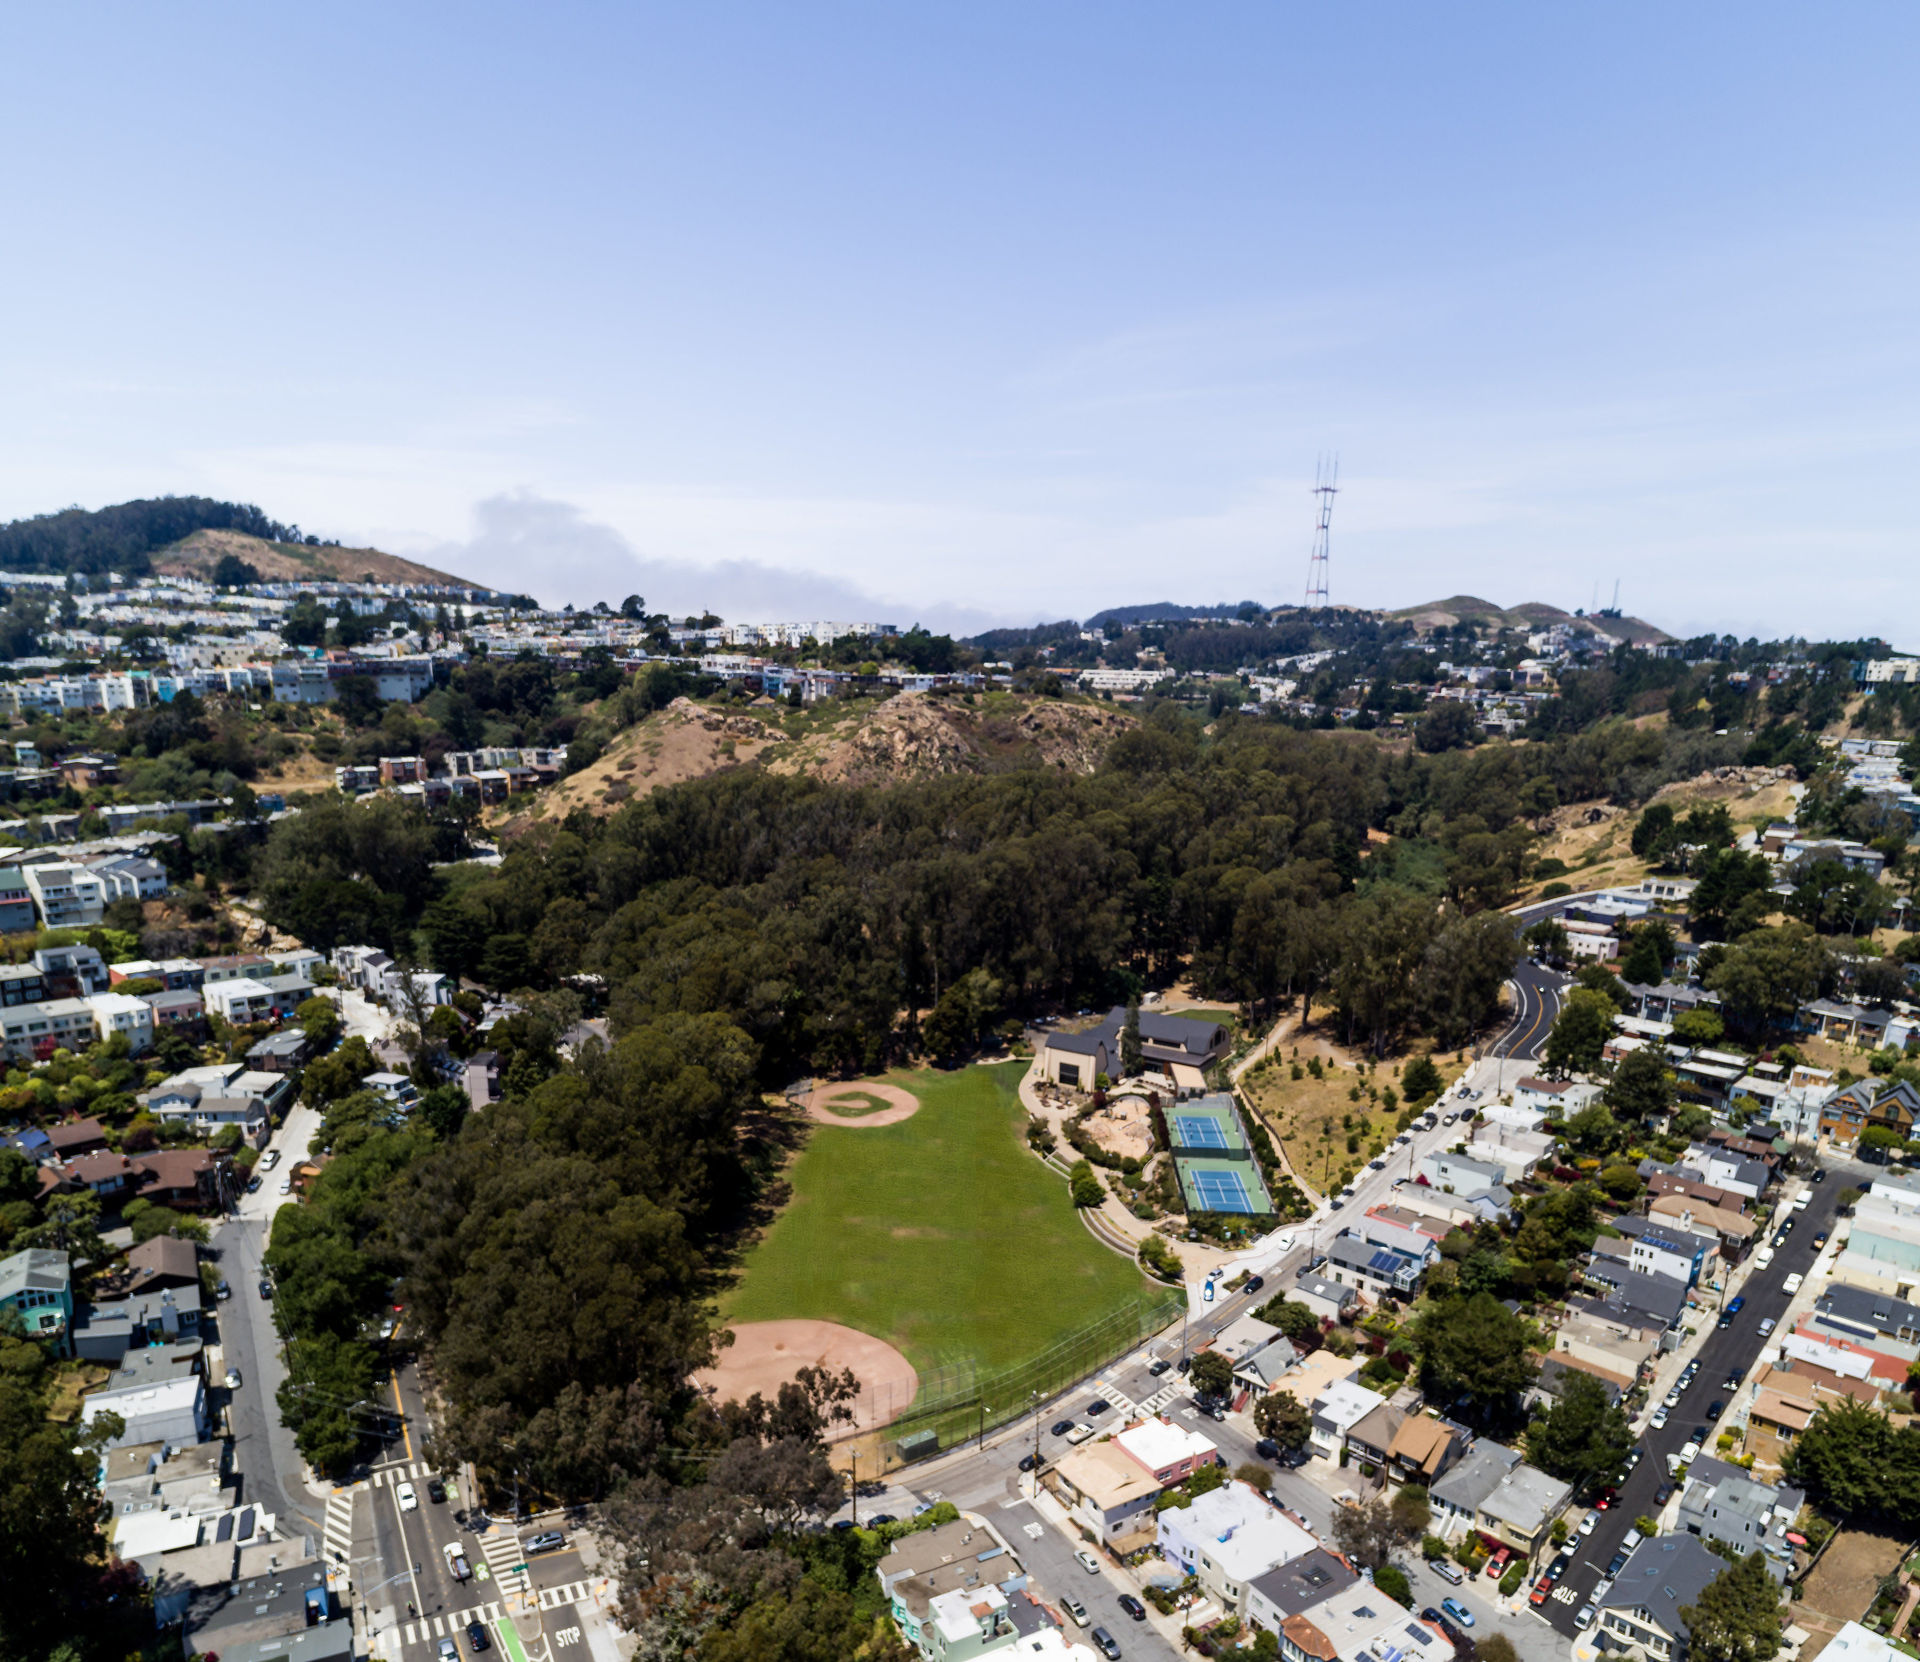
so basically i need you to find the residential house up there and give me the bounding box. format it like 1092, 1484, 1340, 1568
34, 943, 108, 993
0, 866, 33, 932
1051, 1441, 1165, 1544
1465, 1121, 1555, 1185
0, 996, 100, 1060
0, 1247, 73, 1349
1612, 1215, 1717, 1286
463, 1049, 501, 1108
245, 1029, 311, 1073
82, 1373, 210, 1448
363, 1071, 419, 1111
201, 977, 276, 1026
1114, 1416, 1220, 1488
1383, 1415, 1468, 1489
1813, 1283, 1920, 1348
142, 987, 207, 1035
88, 991, 155, 1053
875, 1518, 1030, 1661
1583, 1256, 1691, 1329
1820, 1081, 1920, 1152
1243, 1549, 1359, 1642
1430, 1442, 1520, 1536
45, 1116, 110, 1158
1471, 1460, 1574, 1558
1268, 1580, 1450, 1662
1353, 1210, 1444, 1265
1342, 1402, 1407, 1472
1594, 1535, 1726, 1662
1038, 1006, 1231, 1093
1553, 1311, 1660, 1393
1674, 1456, 1805, 1580
1323, 1232, 1425, 1300
1534, 1356, 1626, 1410
1832, 1175, 1920, 1299
71, 1283, 202, 1363
1310, 1379, 1388, 1459
1512, 1077, 1602, 1114
0, 963, 49, 1006
1235, 1335, 1303, 1397
1648, 1195, 1757, 1254
22, 860, 108, 927
1291, 1271, 1361, 1325
1415, 1151, 1512, 1217
1155, 1481, 1315, 1615
123, 1234, 200, 1295
1677, 1145, 1770, 1202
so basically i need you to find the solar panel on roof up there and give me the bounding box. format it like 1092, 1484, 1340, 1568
1369, 1249, 1405, 1274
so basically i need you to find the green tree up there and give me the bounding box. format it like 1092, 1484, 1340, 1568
1259, 1298, 1325, 1346
1562, 1101, 1623, 1155
1253, 1390, 1312, 1450
1121, 994, 1143, 1077
1544, 988, 1616, 1077
1706, 923, 1832, 1038
1782, 1399, 1920, 1527
1330, 1495, 1415, 1569
1373, 1562, 1412, 1606
1189, 1350, 1235, 1399
1605, 1044, 1673, 1123
1678, 1550, 1785, 1662
1068, 1159, 1104, 1208
1526, 1370, 1634, 1496
1672, 1008, 1726, 1047
298, 994, 343, 1049
1476, 1637, 1520, 1662
1410, 1292, 1539, 1421
1402, 1054, 1444, 1103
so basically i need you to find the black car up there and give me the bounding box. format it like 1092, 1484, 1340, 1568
1244, 1275, 1264, 1294
1280, 1446, 1309, 1468
1706, 1400, 1724, 1421
868, 1513, 897, 1527
1086, 1398, 1110, 1416
1718, 1313, 1733, 1329
1655, 1481, 1674, 1504
1118, 1593, 1146, 1621
1255, 1439, 1280, 1460
1723, 1374, 1742, 1392
466, 1623, 490, 1653
1607, 1550, 1629, 1577
1090, 1628, 1122, 1660
1148, 1359, 1171, 1376
1050, 1419, 1076, 1437
246, 1175, 262, 1193
1018, 1453, 1038, 1472
258, 1278, 273, 1300
1813, 1169, 1826, 1182
1176, 1356, 1192, 1373
427, 1477, 446, 1504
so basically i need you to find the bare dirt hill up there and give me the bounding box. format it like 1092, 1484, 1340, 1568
765, 691, 1134, 786
154, 528, 470, 587
1390, 593, 1670, 645
523, 691, 1137, 823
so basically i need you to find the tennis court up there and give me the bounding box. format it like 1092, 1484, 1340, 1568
1173, 1113, 1231, 1149
1190, 1169, 1252, 1211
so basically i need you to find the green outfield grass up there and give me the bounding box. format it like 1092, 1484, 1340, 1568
726, 1061, 1159, 1377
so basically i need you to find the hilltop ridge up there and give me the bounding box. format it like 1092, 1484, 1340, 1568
1390, 593, 1671, 645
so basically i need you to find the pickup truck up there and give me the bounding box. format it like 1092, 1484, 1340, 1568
444, 1541, 471, 1582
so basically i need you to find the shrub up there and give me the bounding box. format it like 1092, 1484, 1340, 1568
1498, 1563, 1525, 1596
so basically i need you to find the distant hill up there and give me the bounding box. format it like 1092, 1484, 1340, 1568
0, 496, 472, 588
1390, 594, 1671, 645
155, 528, 468, 588
1085, 600, 1267, 629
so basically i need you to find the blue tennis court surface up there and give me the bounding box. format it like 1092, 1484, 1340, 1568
1191, 1169, 1251, 1211
1174, 1114, 1229, 1148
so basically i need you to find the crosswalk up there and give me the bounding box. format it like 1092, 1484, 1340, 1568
322, 1490, 355, 1567
476, 1528, 530, 1598
537, 1579, 596, 1610
366, 1458, 433, 1489
401, 1601, 503, 1645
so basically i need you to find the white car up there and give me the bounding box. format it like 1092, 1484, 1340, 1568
1075, 1549, 1100, 1575
1065, 1423, 1097, 1445
1754, 1245, 1775, 1268
260, 1149, 280, 1169
397, 1482, 417, 1511
1578, 1512, 1598, 1537
1650, 1408, 1669, 1429
1575, 1605, 1596, 1631
1664, 1388, 1682, 1408
1062, 1597, 1091, 1627
224, 1367, 242, 1390
278, 1178, 293, 1195
1783, 1272, 1804, 1294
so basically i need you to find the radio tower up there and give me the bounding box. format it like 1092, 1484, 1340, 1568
1303, 455, 1338, 608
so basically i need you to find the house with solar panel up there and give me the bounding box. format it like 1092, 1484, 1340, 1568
1323, 1231, 1427, 1300
1168, 1093, 1274, 1217
1038, 1006, 1231, 1093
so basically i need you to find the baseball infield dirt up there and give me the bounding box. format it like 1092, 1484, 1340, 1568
698, 1318, 920, 1437
805, 1081, 921, 1128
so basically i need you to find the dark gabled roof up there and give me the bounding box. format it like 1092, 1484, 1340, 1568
1248, 1550, 1359, 1620
1596, 1535, 1725, 1639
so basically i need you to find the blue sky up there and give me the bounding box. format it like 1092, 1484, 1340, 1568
2, 4, 1916, 638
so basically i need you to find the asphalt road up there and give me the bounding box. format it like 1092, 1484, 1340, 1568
1494, 959, 1566, 1065
1534, 1163, 1862, 1637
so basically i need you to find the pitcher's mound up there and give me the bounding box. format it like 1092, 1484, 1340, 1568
699, 1319, 919, 1439
805, 1081, 920, 1127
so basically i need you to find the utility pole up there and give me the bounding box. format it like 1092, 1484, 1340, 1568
848, 1450, 858, 1527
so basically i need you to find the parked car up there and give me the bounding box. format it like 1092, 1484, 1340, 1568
1075, 1549, 1101, 1575
1050, 1419, 1076, 1437
260, 1150, 280, 1169
1718, 1312, 1734, 1329
1090, 1628, 1122, 1660
258, 1278, 273, 1300
1085, 1398, 1110, 1416
1607, 1551, 1628, 1577
1575, 1605, 1596, 1631
1255, 1439, 1280, 1460
1066, 1423, 1097, 1444
1148, 1359, 1171, 1376
1813, 1169, 1826, 1182
278, 1178, 293, 1196
1754, 1246, 1775, 1268
1723, 1373, 1743, 1392
1118, 1594, 1146, 1621
438, 1640, 459, 1662
1649, 1408, 1669, 1430
1578, 1512, 1598, 1536
1429, 1559, 1465, 1586
523, 1530, 565, 1554
215, 1279, 231, 1300
246, 1175, 262, 1193
1062, 1597, 1090, 1627
1244, 1275, 1264, 1294
1656, 1481, 1674, 1504
444, 1542, 471, 1581
1441, 1598, 1475, 1629
1783, 1273, 1805, 1294
224, 1367, 242, 1390
1664, 1388, 1682, 1409
1758, 1317, 1777, 1337
1728, 1295, 1745, 1314
1018, 1453, 1038, 1472
1813, 1231, 1829, 1247
1707, 1400, 1724, 1421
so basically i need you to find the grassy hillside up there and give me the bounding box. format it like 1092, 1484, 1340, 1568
1391, 593, 1671, 645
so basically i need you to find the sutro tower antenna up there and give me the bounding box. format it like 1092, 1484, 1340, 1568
1303, 455, 1338, 608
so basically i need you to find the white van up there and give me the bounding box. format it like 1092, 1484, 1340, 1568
1754, 1246, 1775, 1268
1792, 1189, 1812, 1211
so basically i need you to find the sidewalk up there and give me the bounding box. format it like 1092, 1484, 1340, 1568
1025, 1483, 1193, 1655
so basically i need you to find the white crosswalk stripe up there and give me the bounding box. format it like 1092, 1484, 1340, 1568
368, 1460, 425, 1488
477, 1530, 530, 1597
322, 1490, 355, 1567
537, 1579, 595, 1609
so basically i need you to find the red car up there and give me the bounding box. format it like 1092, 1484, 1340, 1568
1594, 1488, 1617, 1510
